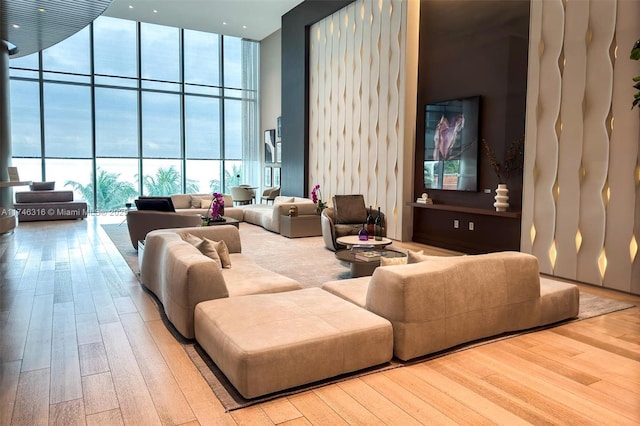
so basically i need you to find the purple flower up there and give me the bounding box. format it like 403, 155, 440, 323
209, 192, 225, 218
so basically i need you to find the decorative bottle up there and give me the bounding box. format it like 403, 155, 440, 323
374, 207, 384, 241
358, 222, 369, 241
366, 206, 375, 239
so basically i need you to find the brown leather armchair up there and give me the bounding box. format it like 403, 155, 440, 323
321, 194, 386, 251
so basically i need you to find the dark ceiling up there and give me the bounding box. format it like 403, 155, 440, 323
1, 0, 113, 58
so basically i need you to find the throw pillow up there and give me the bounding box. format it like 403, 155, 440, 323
197, 238, 223, 268
274, 196, 295, 204
380, 256, 408, 266
200, 198, 213, 209
202, 238, 232, 269
407, 250, 443, 264
30, 181, 55, 191
183, 233, 203, 247
333, 194, 367, 224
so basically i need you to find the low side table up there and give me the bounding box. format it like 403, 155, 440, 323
280, 214, 321, 238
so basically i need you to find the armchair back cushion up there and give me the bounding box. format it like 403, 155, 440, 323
333, 195, 367, 224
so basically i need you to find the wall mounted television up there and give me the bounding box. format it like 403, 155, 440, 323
424, 95, 480, 191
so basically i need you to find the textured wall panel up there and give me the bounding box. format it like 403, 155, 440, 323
523, 0, 640, 294
309, 0, 411, 240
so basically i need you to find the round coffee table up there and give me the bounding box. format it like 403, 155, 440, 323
336, 235, 392, 249
335, 248, 406, 277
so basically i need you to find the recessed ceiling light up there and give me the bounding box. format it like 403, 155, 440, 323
38, 8, 46, 12
12, 24, 20, 29
153, 9, 158, 13
242, 25, 247, 29
128, 5, 133, 9
223, 22, 227, 25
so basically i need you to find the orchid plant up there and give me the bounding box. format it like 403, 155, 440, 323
209, 192, 225, 219
311, 184, 327, 214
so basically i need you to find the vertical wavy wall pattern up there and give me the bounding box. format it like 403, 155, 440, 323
309, 0, 409, 240
523, 0, 640, 293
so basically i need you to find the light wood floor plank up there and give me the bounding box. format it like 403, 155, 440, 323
21, 293, 54, 372
337, 377, 423, 426
49, 301, 82, 404
0, 292, 34, 362
78, 342, 109, 377
259, 398, 304, 425
75, 312, 101, 346
145, 319, 234, 425
85, 408, 124, 426
229, 405, 275, 426
0, 360, 21, 426
49, 398, 85, 426
12, 368, 50, 426
81, 371, 119, 415
287, 392, 348, 426
119, 312, 196, 425
313, 384, 385, 425
410, 363, 531, 426
100, 321, 162, 426
360, 372, 455, 425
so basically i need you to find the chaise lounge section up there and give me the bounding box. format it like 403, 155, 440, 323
139, 225, 302, 339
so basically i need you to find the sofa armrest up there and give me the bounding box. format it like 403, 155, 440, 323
321, 208, 337, 250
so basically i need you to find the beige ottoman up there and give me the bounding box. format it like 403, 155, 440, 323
194, 287, 393, 399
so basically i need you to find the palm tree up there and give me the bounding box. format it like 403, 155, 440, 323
143, 166, 199, 196
65, 168, 137, 211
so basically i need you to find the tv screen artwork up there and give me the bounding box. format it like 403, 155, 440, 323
424, 96, 479, 191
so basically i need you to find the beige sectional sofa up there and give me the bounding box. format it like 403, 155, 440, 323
193, 250, 579, 398
241, 196, 316, 233
170, 193, 244, 221
139, 225, 302, 338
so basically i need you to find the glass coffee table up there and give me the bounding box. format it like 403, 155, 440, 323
335, 247, 406, 277
336, 235, 392, 249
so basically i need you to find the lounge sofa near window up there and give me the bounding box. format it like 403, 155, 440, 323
240, 196, 316, 234
193, 250, 578, 398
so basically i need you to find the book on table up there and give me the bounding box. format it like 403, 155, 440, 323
355, 251, 384, 262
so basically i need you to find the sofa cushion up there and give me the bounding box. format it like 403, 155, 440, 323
29, 181, 55, 191
15, 190, 74, 203
333, 195, 367, 224
198, 238, 223, 267
274, 196, 295, 204
204, 238, 230, 268
171, 194, 192, 210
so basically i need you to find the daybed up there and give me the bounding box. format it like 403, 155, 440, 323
139, 225, 302, 338
14, 182, 87, 222
241, 195, 316, 233
193, 250, 579, 398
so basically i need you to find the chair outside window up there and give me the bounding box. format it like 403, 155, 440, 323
261, 186, 280, 204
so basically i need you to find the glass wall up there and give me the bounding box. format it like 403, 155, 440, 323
9, 16, 260, 211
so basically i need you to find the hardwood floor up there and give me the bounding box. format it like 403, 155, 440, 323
1, 217, 638, 425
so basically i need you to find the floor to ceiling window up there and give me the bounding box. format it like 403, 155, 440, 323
8, 16, 259, 211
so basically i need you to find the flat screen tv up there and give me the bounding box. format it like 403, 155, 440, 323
134, 196, 176, 212
424, 95, 480, 191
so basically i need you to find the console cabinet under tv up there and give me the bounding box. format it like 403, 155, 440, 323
410, 202, 521, 254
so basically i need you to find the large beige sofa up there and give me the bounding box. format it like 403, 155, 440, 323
193, 251, 579, 398
139, 225, 302, 338
241, 196, 316, 233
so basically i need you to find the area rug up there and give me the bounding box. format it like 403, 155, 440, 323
100, 222, 635, 412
